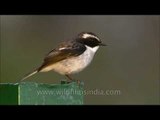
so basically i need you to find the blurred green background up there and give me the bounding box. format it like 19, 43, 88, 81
0, 15, 159, 104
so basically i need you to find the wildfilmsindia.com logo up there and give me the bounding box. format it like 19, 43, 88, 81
36, 88, 121, 96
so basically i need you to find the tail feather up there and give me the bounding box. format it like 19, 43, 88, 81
21, 70, 38, 81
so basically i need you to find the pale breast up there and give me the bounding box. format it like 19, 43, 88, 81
40, 46, 99, 75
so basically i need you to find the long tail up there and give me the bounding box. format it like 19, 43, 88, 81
21, 69, 38, 81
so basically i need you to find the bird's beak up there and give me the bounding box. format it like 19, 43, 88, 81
99, 43, 107, 46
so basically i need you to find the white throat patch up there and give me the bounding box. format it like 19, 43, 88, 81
86, 45, 99, 53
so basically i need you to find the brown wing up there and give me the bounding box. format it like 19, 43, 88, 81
38, 41, 86, 71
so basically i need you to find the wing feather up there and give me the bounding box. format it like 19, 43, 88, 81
38, 41, 86, 71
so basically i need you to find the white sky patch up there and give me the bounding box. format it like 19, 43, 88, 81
82, 33, 100, 41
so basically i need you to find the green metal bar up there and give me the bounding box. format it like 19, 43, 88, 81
0, 81, 84, 105
0, 83, 18, 105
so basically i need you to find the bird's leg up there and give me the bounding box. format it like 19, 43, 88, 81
65, 74, 81, 85
65, 74, 74, 83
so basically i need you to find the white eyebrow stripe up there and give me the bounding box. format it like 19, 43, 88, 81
82, 33, 100, 41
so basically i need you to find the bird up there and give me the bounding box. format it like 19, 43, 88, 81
21, 32, 106, 83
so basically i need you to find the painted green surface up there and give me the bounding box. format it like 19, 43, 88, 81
0, 82, 84, 105
0, 83, 18, 105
